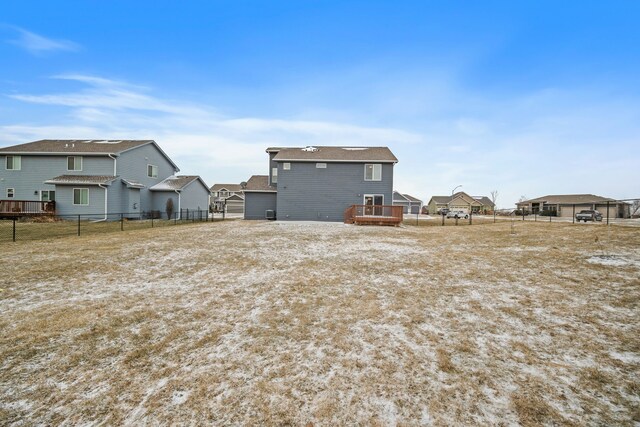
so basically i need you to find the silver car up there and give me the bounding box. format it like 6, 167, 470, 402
446, 210, 469, 219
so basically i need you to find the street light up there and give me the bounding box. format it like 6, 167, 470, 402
451, 185, 462, 195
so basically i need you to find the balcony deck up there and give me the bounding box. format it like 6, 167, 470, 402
0, 200, 56, 218
344, 205, 403, 226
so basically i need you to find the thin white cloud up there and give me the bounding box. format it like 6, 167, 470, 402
7, 27, 80, 55
2, 74, 423, 186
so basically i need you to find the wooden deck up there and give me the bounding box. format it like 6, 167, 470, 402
0, 200, 56, 218
344, 205, 403, 226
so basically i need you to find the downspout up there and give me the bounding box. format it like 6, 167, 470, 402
108, 154, 117, 176
93, 183, 108, 222
175, 190, 181, 220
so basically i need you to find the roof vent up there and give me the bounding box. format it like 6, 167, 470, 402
302, 146, 318, 152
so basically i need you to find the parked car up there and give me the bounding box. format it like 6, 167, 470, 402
446, 210, 469, 219
438, 208, 450, 215
575, 210, 603, 222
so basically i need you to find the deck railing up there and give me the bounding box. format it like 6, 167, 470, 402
344, 204, 403, 226
0, 200, 56, 216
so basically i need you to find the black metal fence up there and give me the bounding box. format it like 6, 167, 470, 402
404, 198, 640, 227
1, 208, 224, 243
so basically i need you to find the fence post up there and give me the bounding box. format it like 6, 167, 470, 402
455, 216, 458, 226
469, 210, 472, 225
121, 213, 124, 231
534, 211, 537, 222
441, 213, 445, 226
494, 209, 496, 223
175, 211, 178, 225
522, 208, 525, 221
606, 201, 610, 225
151, 216, 154, 228
78, 215, 81, 236
12, 218, 16, 242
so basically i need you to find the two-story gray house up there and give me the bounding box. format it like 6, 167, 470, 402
244, 146, 398, 221
0, 139, 210, 219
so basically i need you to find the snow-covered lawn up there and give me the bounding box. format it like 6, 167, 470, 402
1, 220, 639, 425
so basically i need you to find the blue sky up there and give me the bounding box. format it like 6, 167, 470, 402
1, 1, 639, 207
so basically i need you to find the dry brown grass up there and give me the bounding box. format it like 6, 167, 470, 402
1, 220, 639, 425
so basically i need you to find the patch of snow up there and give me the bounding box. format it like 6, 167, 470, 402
171, 390, 190, 405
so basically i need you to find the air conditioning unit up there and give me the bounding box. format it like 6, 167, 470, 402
265, 209, 276, 220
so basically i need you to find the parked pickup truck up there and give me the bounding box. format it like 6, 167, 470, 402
575, 210, 603, 222
446, 210, 469, 219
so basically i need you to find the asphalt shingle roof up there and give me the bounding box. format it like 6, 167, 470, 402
271, 146, 398, 163
519, 194, 617, 204
45, 175, 119, 185
150, 175, 204, 191
210, 183, 243, 192
0, 139, 154, 154
243, 175, 276, 192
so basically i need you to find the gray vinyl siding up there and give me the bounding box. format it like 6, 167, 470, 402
0, 154, 112, 202
244, 192, 277, 220
179, 181, 210, 212
116, 143, 178, 213
276, 162, 394, 221
54, 186, 107, 217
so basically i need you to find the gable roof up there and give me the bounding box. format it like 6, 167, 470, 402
402, 194, 422, 203
271, 146, 398, 163
210, 183, 243, 192
519, 194, 617, 205
429, 193, 491, 206
429, 196, 451, 204
393, 191, 410, 202
0, 139, 153, 154
0, 139, 180, 171
243, 175, 276, 193
473, 196, 494, 207
121, 178, 145, 189
149, 175, 209, 192
44, 175, 119, 186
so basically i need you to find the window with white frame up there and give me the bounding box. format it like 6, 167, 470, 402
147, 164, 158, 178
67, 156, 83, 171
7, 188, 15, 198
316, 163, 327, 169
272, 167, 278, 183
283, 162, 291, 170
6, 155, 21, 170
364, 163, 382, 181
41, 190, 55, 202
73, 188, 89, 205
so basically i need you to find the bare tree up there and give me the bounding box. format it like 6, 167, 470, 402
518, 195, 528, 203
166, 197, 174, 220
490, 190, 499, 210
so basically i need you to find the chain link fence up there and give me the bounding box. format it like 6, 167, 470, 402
1, 208, 225, 243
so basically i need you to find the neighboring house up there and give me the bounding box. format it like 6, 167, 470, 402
210, 183, 244, 213
244, 146, 398, 221
426, 191, 494, 214
0, 139, 209, 219
516, 194, 630, 218
392, 191, 423, 214
150, 175, 211, 219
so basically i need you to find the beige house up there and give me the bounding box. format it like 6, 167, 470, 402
516, 194, 630, 218
426, 191, 494, 215
210, 183, 244, 213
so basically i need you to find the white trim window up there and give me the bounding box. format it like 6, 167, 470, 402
364, 164, 382, 181
147, 164, 158, 178
7, 188, 15, 198
272, 167, 278, 184
73, 188, 89, 205
6, 155, 21, 170
67, 156, 83, 171
41, 190, 55, 202
316, 163, 327, 169
283, 162, 291, 170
